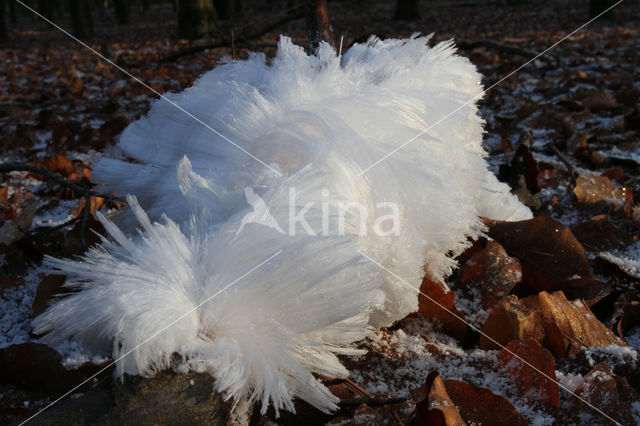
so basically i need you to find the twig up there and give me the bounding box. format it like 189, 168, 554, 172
457, 39, 540, 59
161, 12, 303, 62
338, 396, 407, 408
548, 144, 580, 180
0, 162, 121, 200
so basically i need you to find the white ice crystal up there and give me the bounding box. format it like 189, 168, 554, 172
33, 35, 531, 415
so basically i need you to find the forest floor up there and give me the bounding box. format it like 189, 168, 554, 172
1, 1, 640, 425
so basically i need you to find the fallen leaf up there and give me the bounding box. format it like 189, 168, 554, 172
458, 240, 521, 310
522, 291, 625, 354
585, 88, 618, 112
574, 362, 636, 422
444, 380, 528, 426
35, 153, 76, 178
418, 275, 468, 341
409, 371, 466, 426
566, 131, 588, 155
497, 339, 560, 408
571, 215, 631, 252
0, 200, 38, 245
485, 216, 593, 292
481, 291, 623, 357
573, 174, 626, 208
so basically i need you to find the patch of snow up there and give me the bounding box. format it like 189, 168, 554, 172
54, 340, 109, 369
0, 268, 40, 348
600, 241, 640, 279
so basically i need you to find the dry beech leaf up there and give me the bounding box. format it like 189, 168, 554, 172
479, 295, 549, 352
35, 153, 76, 178
585, 88, 618, 112
458, 240, 521, 310
485, 216, 593, 292
566, 131, 589, 154
0, 199, 38, 245
573, 174, 627, 208
481, 291, 625, 357
497, 339, 560, 408
574, 362, 636, 422
523, 291, 626, 352
571, 215, 631, 252
444, 380, 528, 426
418, 275, 468, 341
409, 371, 466, 426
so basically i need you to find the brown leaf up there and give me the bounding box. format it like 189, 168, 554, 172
0, 199, 38, 245
51, 123, 73, 148
480, 291, 623, 357
586, 88, 618, 112
571, 215, 632, 252
574, 362, 636, 422
444, 380, 528, 426
485, 216, 593, 292
458, 240, 521, 310
418, 275, 468, 340
409, 372, 466, 426
566, 131, 588, 155
497, 339, 560, 408
479, 295, 548, 352
574, 174, 627, 208
35, 153, 76, 178
522, 291, 625, 355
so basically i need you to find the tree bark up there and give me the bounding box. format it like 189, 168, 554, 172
8, 0, 17, 23
0, 0, 8, 42
305, 0, 334, 54
213, 0, 243, 21
114, 0, 130, 24
69, 0, 94, 38
394, 0, 420, 21
177, 0, 218, 40
589, 0, 616, 19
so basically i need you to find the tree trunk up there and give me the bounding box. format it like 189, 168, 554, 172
0, 0, 8, 42
114, 0, 130, 24
213, 0, 243, 21
394, 0, 420, 21
141, 0, 151, 13
69, 0, 94, 38
305, 0, 333, 54
8, 0, 17, 23
177, 0, 218, 40
589, 0, 616, 19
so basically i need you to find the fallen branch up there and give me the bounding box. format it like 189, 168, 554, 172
457, 39, 539, 59
338, 396, 407, 408
547, 144, 580, 180
1, 162, 122, 246
162, 11, 303, 62
0, 162, 120, 201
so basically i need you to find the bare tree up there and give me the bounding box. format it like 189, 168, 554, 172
213, 0, 243, 21
305, 0, 334, 54
0, 0, 8, 42
114, 0, 130, 24
69, 0, 94, 38
394, 0, 420, 21
177, 0, 218, 40
589, 0, 616, 19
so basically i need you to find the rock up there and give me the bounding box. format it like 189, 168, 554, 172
100, 372, 228, 425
